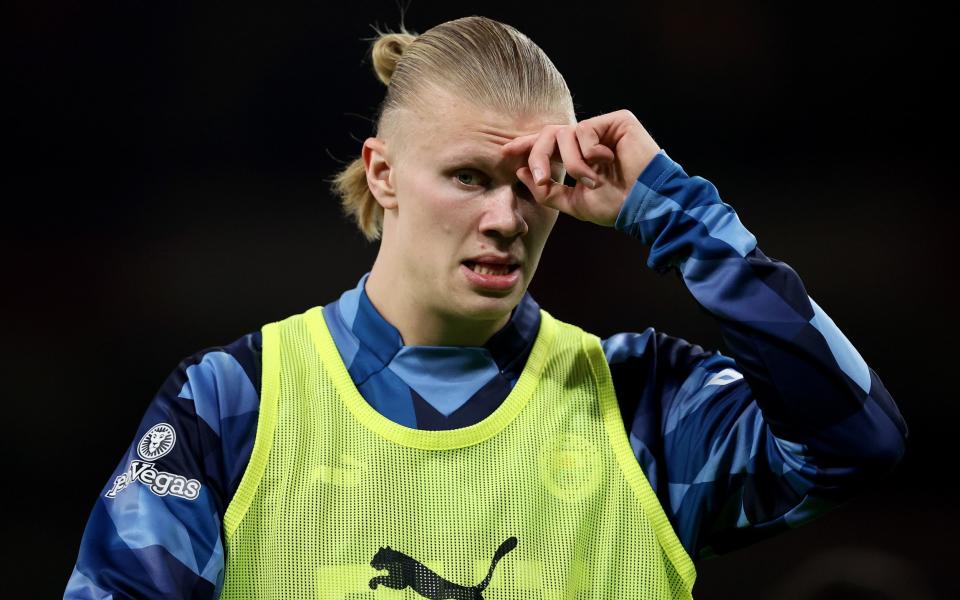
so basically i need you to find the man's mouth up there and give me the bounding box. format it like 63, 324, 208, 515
462, 260, 520, 276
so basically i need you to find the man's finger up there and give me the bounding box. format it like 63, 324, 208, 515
527, 126, 561, 186
500, 133, 538, 155
557, 126, 599, 186
516, 165, 575, 215
575, 123, 615, 164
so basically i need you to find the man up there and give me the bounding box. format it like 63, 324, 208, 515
66, 16, 907, 599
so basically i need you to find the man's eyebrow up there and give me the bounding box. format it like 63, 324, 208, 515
444, 148, 503, 166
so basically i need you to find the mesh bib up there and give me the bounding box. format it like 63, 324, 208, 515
220, 306, 695, 599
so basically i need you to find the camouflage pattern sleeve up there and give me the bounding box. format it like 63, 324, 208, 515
65, 332, 262, 598
605, 150, 907, 558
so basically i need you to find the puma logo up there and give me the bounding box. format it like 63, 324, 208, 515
705, 367, 743, 386
368, 536, 518, 599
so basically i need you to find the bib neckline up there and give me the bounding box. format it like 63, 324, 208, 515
304, 305, 557, 450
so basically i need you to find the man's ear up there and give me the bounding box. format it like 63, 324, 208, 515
362, 137, 398, 210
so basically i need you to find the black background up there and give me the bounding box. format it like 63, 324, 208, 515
7, 1, 955, 598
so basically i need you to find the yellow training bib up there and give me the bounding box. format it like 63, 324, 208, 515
220, 306, 695, 599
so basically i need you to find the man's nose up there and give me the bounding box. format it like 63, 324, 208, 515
478, 186, 529, 238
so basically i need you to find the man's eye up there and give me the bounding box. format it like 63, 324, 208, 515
455, 169, 486, 187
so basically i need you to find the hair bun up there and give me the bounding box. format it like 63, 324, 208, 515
371, 30, 417, 86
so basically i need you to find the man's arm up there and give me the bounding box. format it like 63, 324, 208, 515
605, 149, 908, 559
65, 332, 262, 599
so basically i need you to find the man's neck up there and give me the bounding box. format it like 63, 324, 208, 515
364, 264, 511, 347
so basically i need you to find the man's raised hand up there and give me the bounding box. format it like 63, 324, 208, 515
501, 110, 661, 227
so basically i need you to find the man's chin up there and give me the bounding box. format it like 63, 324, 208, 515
455, 291, 518, 320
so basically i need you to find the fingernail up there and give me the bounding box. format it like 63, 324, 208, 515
580, 176, 596, 189
533, 167, 544, 183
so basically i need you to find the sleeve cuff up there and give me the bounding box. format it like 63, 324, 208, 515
614, 148, 679, 233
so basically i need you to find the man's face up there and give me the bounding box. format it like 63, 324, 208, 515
369, 91, 570, 327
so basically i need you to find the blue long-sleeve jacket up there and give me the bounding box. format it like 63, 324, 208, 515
65, 149, 908, 598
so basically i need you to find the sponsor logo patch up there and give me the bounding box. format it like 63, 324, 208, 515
105, 423, 202, 501
105, 460, 202, 500
138, 422, 176, 460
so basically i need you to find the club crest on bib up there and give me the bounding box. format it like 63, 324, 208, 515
138, 423, 176, 460
538, 432, 603, 502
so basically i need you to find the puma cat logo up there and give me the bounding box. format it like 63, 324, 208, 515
368, 536, 518, 599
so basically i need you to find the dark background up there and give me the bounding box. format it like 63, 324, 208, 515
7, 1, 954, 598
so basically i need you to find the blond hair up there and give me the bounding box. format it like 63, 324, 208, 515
327, 15, 576, 242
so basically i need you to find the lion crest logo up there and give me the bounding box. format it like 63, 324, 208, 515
137, 423, 176, 460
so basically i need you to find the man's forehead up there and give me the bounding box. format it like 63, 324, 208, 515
426, 119, 534, 146
416, 112, 564, 159
443, 141, 512, 163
